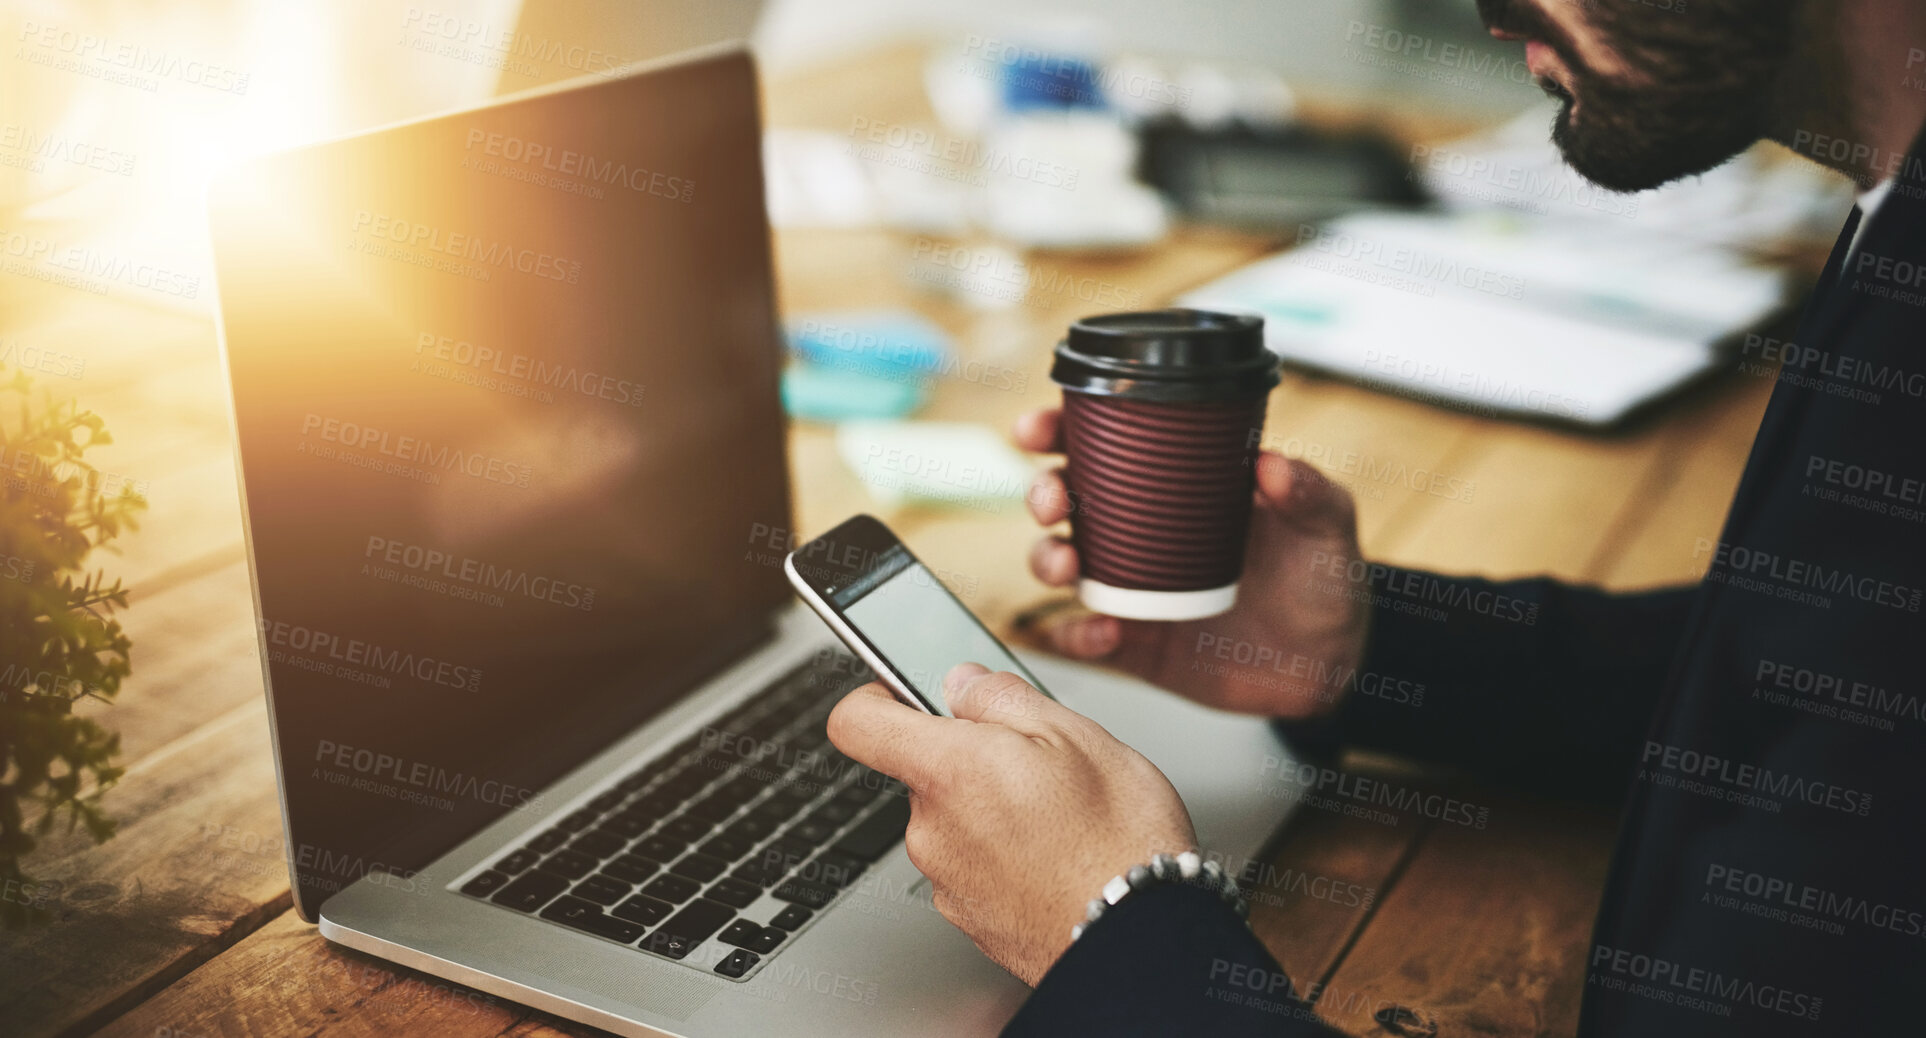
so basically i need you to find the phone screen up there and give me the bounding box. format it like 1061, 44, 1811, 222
825, 543, 1045, 717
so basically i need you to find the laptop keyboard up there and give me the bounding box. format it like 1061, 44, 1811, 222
456, 651, 912, 981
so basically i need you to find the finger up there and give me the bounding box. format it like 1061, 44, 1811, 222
1028, 535, 1079, 587
1026, 468, 1073, 525
1257, 453, 1357, 529
1043, 612, 1122, 660
944, 669, 1059, 739
1012, 408, 1064, 454
827, 682, 959, 790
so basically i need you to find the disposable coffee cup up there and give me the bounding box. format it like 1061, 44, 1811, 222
1050, 309, 1280, 622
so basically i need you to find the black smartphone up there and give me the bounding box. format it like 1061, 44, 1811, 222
784, 514, 1051, 716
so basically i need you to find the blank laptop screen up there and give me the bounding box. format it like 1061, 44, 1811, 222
210, 51, 792, 919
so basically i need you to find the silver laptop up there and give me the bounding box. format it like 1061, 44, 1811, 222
209, 45, 1298, 1037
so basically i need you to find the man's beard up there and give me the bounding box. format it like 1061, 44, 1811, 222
1478, 0, 1798, 193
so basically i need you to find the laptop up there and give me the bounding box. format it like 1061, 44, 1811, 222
208, 45, 1298, 1037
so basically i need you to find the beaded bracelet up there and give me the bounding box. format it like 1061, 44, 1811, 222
1069, 851, 1251, 942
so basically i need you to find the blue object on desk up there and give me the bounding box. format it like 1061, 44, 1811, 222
781, 363, 927, 422
786, 310, 954, 380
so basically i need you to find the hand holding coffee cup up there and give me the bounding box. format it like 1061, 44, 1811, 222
1019, 309, 1373, 719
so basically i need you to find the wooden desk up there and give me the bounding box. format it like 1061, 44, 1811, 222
1, 46, 1776, 1038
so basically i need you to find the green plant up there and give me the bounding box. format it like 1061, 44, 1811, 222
0, 366, 144, 927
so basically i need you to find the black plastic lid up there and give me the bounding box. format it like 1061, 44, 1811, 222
1051, 309, 1279, 402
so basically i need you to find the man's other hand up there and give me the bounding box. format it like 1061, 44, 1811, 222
826, 664, 1196, 986
1018, 406, 1371, 719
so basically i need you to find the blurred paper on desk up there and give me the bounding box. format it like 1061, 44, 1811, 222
1181, 210, 1791, 427
836, 420, 1032, 508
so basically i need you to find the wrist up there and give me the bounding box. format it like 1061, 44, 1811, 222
1070, 850, 1250, 944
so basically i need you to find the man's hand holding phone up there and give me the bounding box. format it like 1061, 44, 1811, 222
1017, 407, 1371, 720
827, 663, 1196, 986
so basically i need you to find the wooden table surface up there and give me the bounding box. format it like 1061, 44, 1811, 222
0, 45, 1785, 1038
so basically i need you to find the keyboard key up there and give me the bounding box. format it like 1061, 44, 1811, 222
685, 794, 742, 823
492, 871, 568, 912
835, 780, 885, 806
731, 858, 787, 888
660, 816, 713, 843
772, 876, 839, 910
461, 870, 511, 898
600, 814, 653, 839
717, 919, 764, 948
574, 874, 631, 906
832, 796, 910, 861
540, 895, 647, 943
570, 830, 625, 859
808, 801, 858, 827
803, 851, 867, 889
642, 874, 702, 903
603, 854, 659, 885
721, 815, 778, 844
787, 818, 838, 845
612, 894, 675, 926
557, 809, 599, 832
536, 849, 598, 880
756, 838, 814, 876
494, 849, 541, 875
705, 877, 762, 909
698, 832, 755, 862
746, 927, 785, 954
670, 854, 728, 883
629, 791, 681, 820
654, 898, 736, 950
715, 948, 760, 977
526, 828, 569, 853
769, 904, 813, 931
633, 835, 686, 863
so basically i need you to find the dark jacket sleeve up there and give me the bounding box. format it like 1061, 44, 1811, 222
1309, 567, 1697, 801
1003, 883, 1345, 1037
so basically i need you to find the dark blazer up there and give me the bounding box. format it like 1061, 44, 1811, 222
1006, 139, 1926, 1036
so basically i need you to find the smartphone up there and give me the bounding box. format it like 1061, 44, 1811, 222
784, 514, 1050, 716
